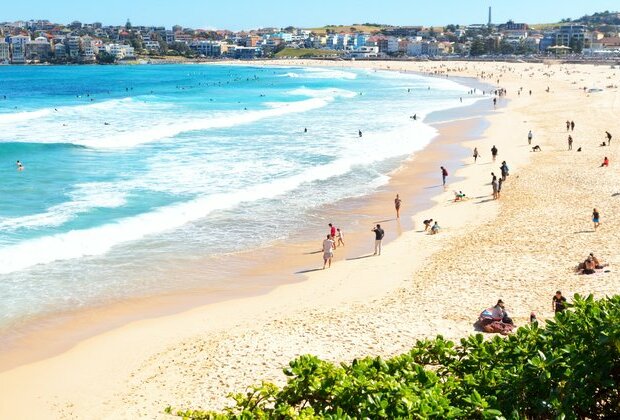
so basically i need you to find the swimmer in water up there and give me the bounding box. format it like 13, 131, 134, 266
16, 160, 23, 171
358, 130, 363, 138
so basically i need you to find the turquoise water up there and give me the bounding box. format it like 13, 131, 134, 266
0, 64, 478, 328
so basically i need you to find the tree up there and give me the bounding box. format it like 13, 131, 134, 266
469, 38, 487, 56
97, 51, 116, 64
499, 39, 514, 55
569, 37, 584, 53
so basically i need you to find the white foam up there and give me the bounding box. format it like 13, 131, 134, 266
0, 182, 128, 231
281, 67, 358, 80
0, 120, 438, 274
0, 109, 51, 124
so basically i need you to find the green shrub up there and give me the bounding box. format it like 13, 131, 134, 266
167, 295, 620, 419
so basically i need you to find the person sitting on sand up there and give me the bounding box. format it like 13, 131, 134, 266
423, 219, 433, 231
582, 256, 596, 275
601, 157, 609, 167
430, 221, 440, 235
589, 253, 607, 270
478, 299, 514, 335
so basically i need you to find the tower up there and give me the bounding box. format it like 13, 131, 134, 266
488, 6, 492, 26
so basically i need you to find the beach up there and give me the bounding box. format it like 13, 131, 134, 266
1, 60, 619, 418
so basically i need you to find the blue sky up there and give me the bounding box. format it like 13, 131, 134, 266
2, 0, 618, 30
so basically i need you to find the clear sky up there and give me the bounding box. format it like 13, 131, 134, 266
2, 0, 619, 30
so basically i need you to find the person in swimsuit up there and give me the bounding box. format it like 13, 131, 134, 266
394, 194, 402, 219
336, 228, 344, 247
322, 234, 335, 269
592, 208, 600, 230
473, 147, 479, 163
423, 219, 433, 231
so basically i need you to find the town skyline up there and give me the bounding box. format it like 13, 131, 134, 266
2, 0, 620, 31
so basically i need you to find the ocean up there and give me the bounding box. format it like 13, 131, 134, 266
0, 64, 479, 332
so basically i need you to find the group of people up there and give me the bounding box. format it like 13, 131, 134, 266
490, 160, 509, 200
479, 290, 569, 335
321, 223, 345, 269
423, 218, 440, 235
576, 252, 606, 275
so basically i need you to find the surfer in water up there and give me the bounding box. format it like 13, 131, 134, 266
358, 130, 363, 138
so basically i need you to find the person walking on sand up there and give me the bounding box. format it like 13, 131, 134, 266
492, 178, 499, 200
592, 208, 600, 231
497, 178, 503, 199
568, 135, 573, 150
571, 120, 575, 131
372, 224, 384, 256
605, 131, 612, 145
336, 228, 344, 247
527, 130, 533, 145
566, 120, 570, 131
328, 223, 336, 239
440, 166, 448, 186
473, 147, 480, 163
322, 234, 335, 269
394, 194, 402, 219
491, 145, 498, 162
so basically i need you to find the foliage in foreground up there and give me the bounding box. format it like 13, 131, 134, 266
167, 295, 620, 419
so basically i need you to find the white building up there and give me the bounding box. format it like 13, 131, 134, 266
0, 41, 10, 63
9, 35, 30, 63
348, 45, 379, 58
81, 36, 97, 62
105, 44, 135, 59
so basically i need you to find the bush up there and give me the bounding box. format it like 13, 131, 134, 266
167, 295, 620, 419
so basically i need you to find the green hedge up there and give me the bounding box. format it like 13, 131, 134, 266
167, 294, 620, 419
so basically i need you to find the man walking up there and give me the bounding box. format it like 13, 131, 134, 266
527, 130, 533, 145
372, 224, 384, 256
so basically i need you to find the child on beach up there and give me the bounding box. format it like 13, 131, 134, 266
336, 228, 344, 247
592, 208, 600, 230
430, 221, 440, 235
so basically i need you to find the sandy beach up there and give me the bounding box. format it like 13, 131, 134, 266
1, 59, 619, 419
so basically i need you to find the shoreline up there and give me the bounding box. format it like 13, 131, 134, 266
2, 60, 618, 418
0, 68, 493, 372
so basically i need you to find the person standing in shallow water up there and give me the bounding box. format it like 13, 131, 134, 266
394, 194, 402, 219
473, 147, 480, 163
440, 166, 448, 186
